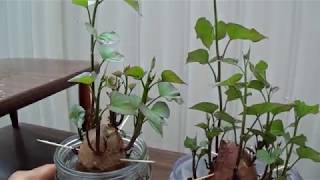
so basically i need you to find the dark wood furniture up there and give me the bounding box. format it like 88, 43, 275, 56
0, 58, 90, 128
0, 123, 182, 179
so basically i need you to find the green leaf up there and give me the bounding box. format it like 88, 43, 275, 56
256, 148, 281, 165
97, 31, 119, 45
184, 136, 198, 151
250, 60, 269, 86
123, 0, 140, 13
214, 111, 239, 124
225, 86, 242, 101
190, 102, 218, 114
248, 80, 264, 91
109, 92, 141, 115
68, 72, 95, 85
140, 105, 165, 137
195, 123, 208, 130
186, 49, 209, 64
246, 102, 293, 116
217, 73, 243, 86
161, 70, 185, 84
124, 66, 145, 80
222, 58, 238, 65
276, 176, 286, 180
206, 127, 223, 139
151, 101, 170, 119
257, 149, 274, 165
294, 100, 319, 119
72, 0, 91, 7
297, 146, 320, 162
85, 22, 97, 37
270, 120, 284, 136
195, 17, 214, 49
226, 22, 266, 42
248, 129, 276, 145
198, 148, 209, 158
97, 45, 124, 62
69, 105, 85, 128
214, 21, 227, 40
289, 134, 307, 146
158, 82, 181, 101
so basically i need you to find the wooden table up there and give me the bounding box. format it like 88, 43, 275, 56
0, 123, 183, 179
0, 58, 90, 127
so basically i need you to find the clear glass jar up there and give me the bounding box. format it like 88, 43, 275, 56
54, 134, 151, 180
170, 154, 302, 180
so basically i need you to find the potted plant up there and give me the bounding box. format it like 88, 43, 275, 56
53, 0, 184, 179
170, 0, 320, 180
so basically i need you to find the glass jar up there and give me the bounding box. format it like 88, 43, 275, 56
170, 154, 302, 180
54, 134, 151, 180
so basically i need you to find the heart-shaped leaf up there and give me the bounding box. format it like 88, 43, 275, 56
124, 66, 145, 80
158, 82, 181, 101
190, 102, 218, 114
195, 17, 214, 49
151, 101, 170, 119
161, 70, 185, 84
297, 146, 320, 162
140, 105, 165, 137
225, 86, 242, 101
214, 111, 239, 124
97, 45, 124, 62
289, 134, 307, 146
68, 72, 95, 85
97, 31, 119, 45
69, 105, 85, 128
294, 100, 319, 119
184, 136, 199, 151
226, 22, 266, 42
110, 92, 141, 115
217, 73, 243, 86
186, 49, 209, 64
270, 120, 284, 136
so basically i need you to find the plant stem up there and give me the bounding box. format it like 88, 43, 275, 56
213, 0, 222, 154
192, 151, 197, 179
282, 116, 300, 176
124, 77, 152, 151
90, 0, 101, 154
236, 55, 249, 169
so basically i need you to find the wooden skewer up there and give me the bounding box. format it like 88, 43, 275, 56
193, 173, 214, 180
36, 139, 155, 164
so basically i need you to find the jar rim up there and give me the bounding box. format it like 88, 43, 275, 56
54, 134, 148, 177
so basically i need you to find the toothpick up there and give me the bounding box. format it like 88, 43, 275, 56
193, 173, 215, 180
36, 139, 155, 164
37, 139, 79, 151
119, 115, 129, 130
120, 159, 155, 164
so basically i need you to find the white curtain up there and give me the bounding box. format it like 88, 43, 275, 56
0, 0, 320, 179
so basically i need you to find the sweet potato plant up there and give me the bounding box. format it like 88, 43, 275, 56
184, 0, 320, 179
68, 0, 184, 172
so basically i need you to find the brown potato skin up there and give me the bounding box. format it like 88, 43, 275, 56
209, 141, 257, 180
78, 124, 126, 172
